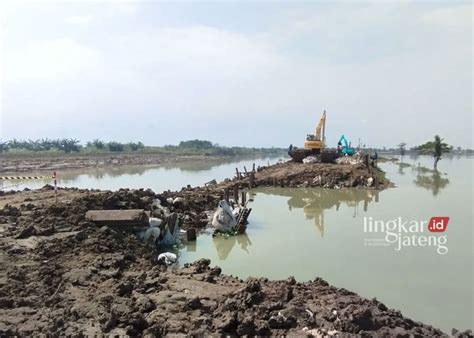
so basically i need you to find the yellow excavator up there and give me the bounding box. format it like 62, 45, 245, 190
289, 111, 331, 162
304, 110, 326, 152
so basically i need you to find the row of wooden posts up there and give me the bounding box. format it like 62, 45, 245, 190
234, 163, 257, 188
364, 154, 381, 188
232, 162, 289, 190
223, 184, 247, 206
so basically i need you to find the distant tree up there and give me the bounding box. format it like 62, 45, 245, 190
413, 136, 451, 170
108, 142, 125, 152
8, 139, 22, 150
178, 140, 214, 149
0, 141, 8, 153
51, 139, 62, 150
60, 139, 81, 153
398, 142, 407, 159
434, 135, 442, 170
127, 142, 145, 151
413, 136, 451, 157
92, 139, 105, 149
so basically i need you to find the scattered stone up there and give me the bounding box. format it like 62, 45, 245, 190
15, 225, 36, 239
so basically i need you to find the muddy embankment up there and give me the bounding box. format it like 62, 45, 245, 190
0, 153, 226, 173
0, 162, 470, 336
234, 160, 391, 189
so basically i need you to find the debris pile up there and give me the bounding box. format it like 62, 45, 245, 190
302, 155, 320, 164
231, 161, 389, 190
335, 155, 363, 166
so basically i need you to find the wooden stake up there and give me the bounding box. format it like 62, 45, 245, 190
241, 191, 246, 206
249, 172, 255, 188
233, 185, 239, 203
224, 189, 229, 203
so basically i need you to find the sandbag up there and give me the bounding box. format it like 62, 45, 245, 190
157, 252, 177, 265
159, 213, 181, 247
211, 200, 237, 232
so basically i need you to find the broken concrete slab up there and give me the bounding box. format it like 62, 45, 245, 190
85, 209, 149, 227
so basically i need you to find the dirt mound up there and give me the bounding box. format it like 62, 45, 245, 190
0, 220, 453, 336
251, 161, 389, 189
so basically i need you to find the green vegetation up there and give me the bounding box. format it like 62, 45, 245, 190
411, 136, 452, 156
0, 138, 81, 153
398, 142, 406, 158
0, 138, 285, 157
178, 140, 213, 149
411, 135, 452, 170
157, 139, 284, 157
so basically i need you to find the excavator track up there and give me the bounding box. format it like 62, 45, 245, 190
288, 148, 312, 163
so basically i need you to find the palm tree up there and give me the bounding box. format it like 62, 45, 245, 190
398, 142, 406, 161
434, 135, 442, 171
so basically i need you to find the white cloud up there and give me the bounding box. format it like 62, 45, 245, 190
420, 4, 472, 28
118, 26, 281, 72
5, 38, 103, 83
65, 14, 93, 24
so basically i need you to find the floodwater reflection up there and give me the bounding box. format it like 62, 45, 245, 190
175, 157, 473, 334
397, 162, 411, 175
213, 233, 253, 260
414, 171, 449, 196
257, 187, 379, 237
5, 156, 284, 192
57, 157, 262, 182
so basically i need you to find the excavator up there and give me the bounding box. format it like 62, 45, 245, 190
337, 135, 355, 156
288, 111, 331, 162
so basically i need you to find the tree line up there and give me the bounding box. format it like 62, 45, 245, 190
0, 138, 284, 156
0, 139, 145, 153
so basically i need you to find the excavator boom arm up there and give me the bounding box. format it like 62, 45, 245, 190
314, 111, 326, 141
338, 135, 349, 148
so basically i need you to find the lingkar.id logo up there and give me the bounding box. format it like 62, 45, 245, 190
363, 216, 449, 255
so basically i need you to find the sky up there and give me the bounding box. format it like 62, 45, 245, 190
0, 0, 472, 148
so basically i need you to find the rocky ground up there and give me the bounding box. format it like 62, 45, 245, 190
1, 185, 472, 336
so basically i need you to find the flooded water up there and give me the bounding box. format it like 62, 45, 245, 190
1, 155, 472, 332
0, 157, 283, 193
180, 156, 473, 333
